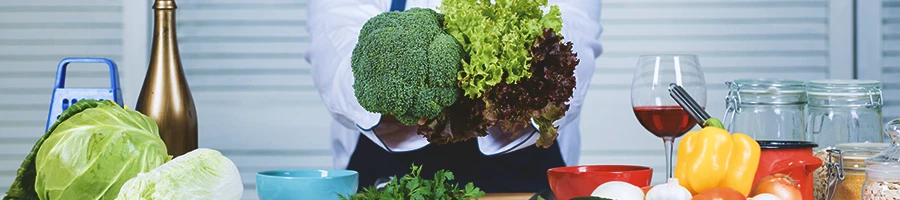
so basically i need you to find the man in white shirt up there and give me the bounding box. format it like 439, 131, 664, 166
305, 0, 603, 193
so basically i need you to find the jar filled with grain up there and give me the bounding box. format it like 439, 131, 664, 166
815, 143, 888, 200
863, 119, 900, 199
819, 148, 882, 200
863, 165, 900, 199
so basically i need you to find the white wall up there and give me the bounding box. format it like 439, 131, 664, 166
0, 0, 895, 199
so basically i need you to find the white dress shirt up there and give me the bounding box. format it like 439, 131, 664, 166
305, 0, 603, 170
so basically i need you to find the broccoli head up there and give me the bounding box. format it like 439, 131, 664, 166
351, 8, 465, 126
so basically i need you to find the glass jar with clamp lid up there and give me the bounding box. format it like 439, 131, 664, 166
724, 79, 807, 141
806, 79, 883, 150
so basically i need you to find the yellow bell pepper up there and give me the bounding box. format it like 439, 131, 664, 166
674, 119, 761, 196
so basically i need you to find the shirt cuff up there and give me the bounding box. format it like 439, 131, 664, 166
357, 118, 430, 153
477, 122, 540, 156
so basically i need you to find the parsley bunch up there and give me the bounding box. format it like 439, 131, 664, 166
339, 165, 485, 200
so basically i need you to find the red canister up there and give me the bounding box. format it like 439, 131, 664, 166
754, 141, 822, 200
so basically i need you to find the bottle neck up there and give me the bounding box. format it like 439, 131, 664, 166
149, 7, 182, 67
151, 9, 176, 43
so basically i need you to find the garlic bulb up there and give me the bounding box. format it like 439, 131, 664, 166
645, 178, 691, 200
591, 181, 645, 200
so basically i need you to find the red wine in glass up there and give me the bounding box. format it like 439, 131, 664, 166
630, 54, 706, 179
633, 106, 698, 138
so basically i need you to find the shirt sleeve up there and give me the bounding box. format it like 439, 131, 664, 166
305, 0, 430, 152
551, 0, 604, 125
478, 0, 604, 155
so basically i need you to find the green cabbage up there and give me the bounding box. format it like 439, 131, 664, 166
3, 99, 170, 200
115, 148, 243, 200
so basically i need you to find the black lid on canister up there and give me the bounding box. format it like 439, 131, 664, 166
756, 140, 819, 149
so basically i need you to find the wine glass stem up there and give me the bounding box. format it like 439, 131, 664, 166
663, 136, 675, 179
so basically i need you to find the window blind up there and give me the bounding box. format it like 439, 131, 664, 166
0, 0, 124, 194
883, 0, 899, 122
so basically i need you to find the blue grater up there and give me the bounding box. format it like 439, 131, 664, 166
45, 57, 124, 132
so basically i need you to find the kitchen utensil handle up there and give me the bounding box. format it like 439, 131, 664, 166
770, 155, 824, 175
55, 57, 120, 91
668, 83, 710, 127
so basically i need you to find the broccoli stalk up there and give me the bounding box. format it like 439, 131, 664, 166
351, 8, 464, 126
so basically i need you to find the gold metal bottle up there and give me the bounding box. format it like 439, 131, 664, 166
136, 0, 198, 157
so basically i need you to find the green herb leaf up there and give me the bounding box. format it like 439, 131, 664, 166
434, 187, 447, 198
341, 165, 484, 200
406, 178, 420, 192
443, 171, 454, 181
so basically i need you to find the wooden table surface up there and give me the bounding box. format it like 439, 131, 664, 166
481, 193, 535, 200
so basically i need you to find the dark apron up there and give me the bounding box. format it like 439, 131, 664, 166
346, 132, 565, 193
345, 0, 566, 193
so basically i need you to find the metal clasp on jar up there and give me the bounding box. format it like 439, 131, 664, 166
865, 86, 884, 108
724, 81, 742, 132
824, 149, 845, 200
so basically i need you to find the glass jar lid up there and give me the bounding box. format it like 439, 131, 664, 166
865, 119, 900, 169
726, 79, 806, 105
866, 164, 900, 182
829, 150, 881, 171
806, 79, 883, 108
807, 79, 882, 96
835, 142, 891, 151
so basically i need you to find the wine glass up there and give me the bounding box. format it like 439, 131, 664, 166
630, 54, 707, 179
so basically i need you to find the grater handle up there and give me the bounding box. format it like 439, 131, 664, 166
46, 57, 124, 132
55, 57, 121, 92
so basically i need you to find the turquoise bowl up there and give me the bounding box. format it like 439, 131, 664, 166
256, 169, 359, 200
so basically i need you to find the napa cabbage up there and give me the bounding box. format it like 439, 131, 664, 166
115, 148, 243, 200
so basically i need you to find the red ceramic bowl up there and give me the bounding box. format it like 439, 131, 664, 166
547, 165, 653, 200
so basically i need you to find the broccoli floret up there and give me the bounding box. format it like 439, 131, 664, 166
351, 8, 464, 126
